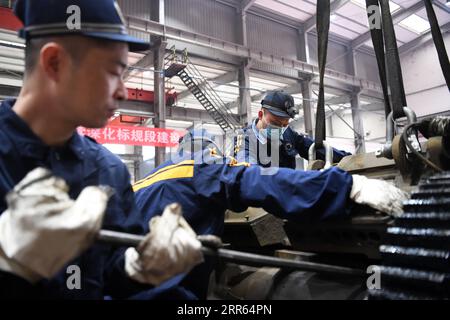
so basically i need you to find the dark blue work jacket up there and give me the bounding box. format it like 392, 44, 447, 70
134, 148, 354, 298
234, 119, 351, 169
0, 99, 158, 299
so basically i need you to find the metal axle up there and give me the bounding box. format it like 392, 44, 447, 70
98, 230, 365, 277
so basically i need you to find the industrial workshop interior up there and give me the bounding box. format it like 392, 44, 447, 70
0, 0, 449, 302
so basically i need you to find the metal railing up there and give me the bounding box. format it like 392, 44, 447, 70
164, 47, 240, 132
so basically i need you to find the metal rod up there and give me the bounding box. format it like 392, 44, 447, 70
98, 230, 365, 277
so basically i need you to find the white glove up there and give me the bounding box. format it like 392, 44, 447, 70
0, 167, 108, 282
350, 174, 409, 217
125, 203, 204, 286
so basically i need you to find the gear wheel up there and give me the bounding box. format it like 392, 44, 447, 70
369, 172, 450, 300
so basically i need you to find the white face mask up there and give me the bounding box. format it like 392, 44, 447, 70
258, 124, 287, 144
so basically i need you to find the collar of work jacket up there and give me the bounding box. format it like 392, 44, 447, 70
0, 99, 85, 161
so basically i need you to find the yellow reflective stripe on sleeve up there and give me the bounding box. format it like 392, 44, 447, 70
134, 160, 194, 186
133, 160, 195, 192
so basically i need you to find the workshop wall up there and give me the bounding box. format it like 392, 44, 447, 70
401, 33, 450, 117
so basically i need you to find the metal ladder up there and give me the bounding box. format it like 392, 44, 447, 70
164, 48, 240, 133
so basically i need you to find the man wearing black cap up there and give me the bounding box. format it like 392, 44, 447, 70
233, 90, 351, 169
0, 0, 203, 299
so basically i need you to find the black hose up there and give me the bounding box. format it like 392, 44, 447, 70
402, 123, 443, 172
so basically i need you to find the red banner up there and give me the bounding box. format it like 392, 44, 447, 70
77, 126, 185, 147
0, 8, 23, 31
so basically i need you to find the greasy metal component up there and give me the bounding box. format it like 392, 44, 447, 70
215, 248, 365, 276
380, 245, 450, 272
375, 143, 393, 160
210, 263, 367, 300
283, 208, 392, 260
392, 134, 413, 181
197, 235, 223, 249
369, 287, 437, 300
223, 209, 290, 248
307, 159, 325, 170
98, 229, 143, 247
370, 171, 450, 300
376, 107, 417, 159
274, 250, 316, 261
268, 270, 367, 300
308, 141, 333, 169
427, 136, 449, 170
336, 152, 398, 180
97, 230, 364, 276
225, 207, 268, 222
394, 212, 450, 229
209, 265, 286, 300
386, 226, 450, 249
377, 265, 450, 295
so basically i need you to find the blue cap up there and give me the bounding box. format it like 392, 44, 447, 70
14, 0, 150, 52
261, 91, 297, 119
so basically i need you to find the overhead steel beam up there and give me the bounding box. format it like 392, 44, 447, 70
250, 87, 353, 105
351, 0, 424, 49
125, 15, 383, 93
432, 0, 450, 14
117, 100, 218, 124
241, 0, 257, 12
177, 70, 238, 100
326, 95, 352, 105
361, 102, 385, 111
304, 0, 351, 33
251, 83, 303, 102
124, 52, 154, 81
399, 21, 450, 55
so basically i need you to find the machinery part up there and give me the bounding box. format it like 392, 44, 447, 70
402, 123, 443, 173
308, 141, 333, 169
283, 206, 392, 260
376, 107, 417, 159
391, 134, 413, 180
336, 152, 404, 187
210, 263, 367, 300
426, 137, 449, 171
223, 210, 290, 248
369, 171, 450, 300
197, 235, 223, 249
391, 133, 425, 185
97, 230, 364, 277
307, 159, 325, 171
417, 116, 450, 139
211, 266, 283, 300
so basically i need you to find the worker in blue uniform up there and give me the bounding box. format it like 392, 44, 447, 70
133, 129, 408, 299
233, 91, 351, 169
0, 0, 203, 299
